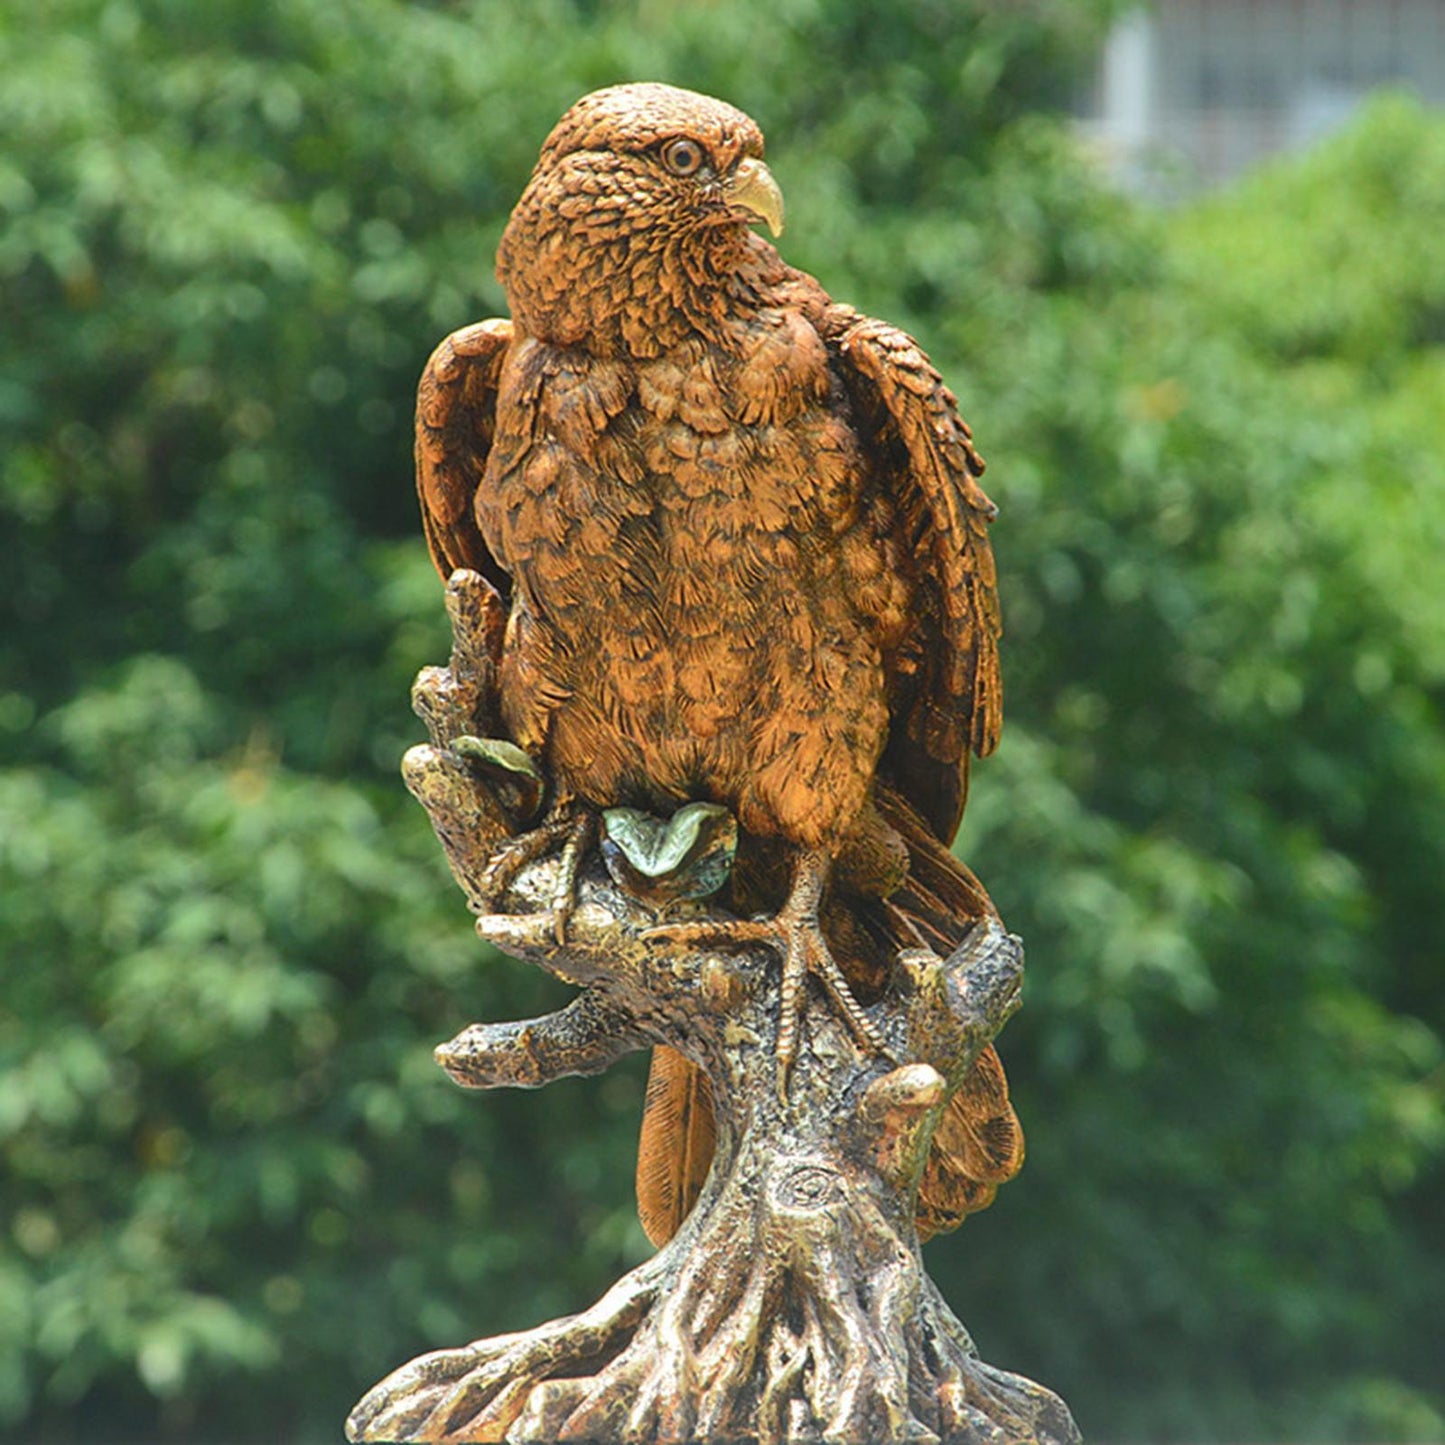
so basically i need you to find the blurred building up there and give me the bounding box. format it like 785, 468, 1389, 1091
1081, 0, 1445, 190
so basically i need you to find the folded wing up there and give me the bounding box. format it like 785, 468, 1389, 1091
415, 317, 515, 601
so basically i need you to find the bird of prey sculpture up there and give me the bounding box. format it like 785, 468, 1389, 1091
413, 82, 1020, 1245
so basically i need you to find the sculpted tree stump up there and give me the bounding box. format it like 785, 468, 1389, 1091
345, 572, 1079, 1445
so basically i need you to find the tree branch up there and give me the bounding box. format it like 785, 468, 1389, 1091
435, 991, 650, 1089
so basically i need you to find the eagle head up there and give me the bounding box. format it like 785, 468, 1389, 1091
496, 83, 784, 353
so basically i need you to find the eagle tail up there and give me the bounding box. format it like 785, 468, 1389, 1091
636, 1045, 717, 1249
874, 783, 1025, 1239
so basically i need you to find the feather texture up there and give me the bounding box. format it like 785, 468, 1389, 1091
916, 1042, 1024, 1240
636, 1046, 717, 1249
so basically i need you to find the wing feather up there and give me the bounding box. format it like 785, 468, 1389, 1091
415, 317, 514, 600
828, 311, 1002, 844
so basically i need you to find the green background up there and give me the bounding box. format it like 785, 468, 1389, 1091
3, 1, 1443, 1440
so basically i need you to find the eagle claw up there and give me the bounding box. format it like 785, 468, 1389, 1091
476, 803, 595, 944
642, 849, 895, 1099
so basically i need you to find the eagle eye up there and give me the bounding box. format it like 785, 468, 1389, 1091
660, 138, 705, 177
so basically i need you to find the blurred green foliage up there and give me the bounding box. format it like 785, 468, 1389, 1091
1, 1, 1442, 1440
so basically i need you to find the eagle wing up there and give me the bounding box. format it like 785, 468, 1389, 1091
829, 311, 1002, 845
415, 317, 515, 601
826, 313, 1018, 1242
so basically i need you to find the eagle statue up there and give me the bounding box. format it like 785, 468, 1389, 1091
411, 82, 1021, 1246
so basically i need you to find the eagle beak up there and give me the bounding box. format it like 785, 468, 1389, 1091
727, 157, 784, 237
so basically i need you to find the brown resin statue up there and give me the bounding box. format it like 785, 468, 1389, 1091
348, 83, 1079, 1444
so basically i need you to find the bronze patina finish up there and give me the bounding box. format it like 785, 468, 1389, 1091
348, 84, 1077, 1444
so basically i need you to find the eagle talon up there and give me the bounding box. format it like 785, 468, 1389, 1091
475, 802, 594, 929
640, 918, 775, 950
642, 849, 893, 1099
550, 811, 596, 944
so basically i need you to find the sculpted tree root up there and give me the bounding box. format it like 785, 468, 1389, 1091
347, 573, 1079, 1445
